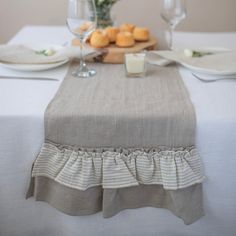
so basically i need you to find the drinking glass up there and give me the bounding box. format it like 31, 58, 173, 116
160, 0, 186, 50
67, 0, 97, 78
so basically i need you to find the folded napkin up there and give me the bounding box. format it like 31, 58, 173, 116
0, 44, 98, 64
154, 50, 236, 74
146, 51, 172, 66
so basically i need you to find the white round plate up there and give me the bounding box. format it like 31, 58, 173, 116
0, 60, 69, 72
180, 62, 236, 76
0, 43, 69, 72
179, 47, 236, 76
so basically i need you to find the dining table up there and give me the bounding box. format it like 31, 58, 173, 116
0, 26, 236, 236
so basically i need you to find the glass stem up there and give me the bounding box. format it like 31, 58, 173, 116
169, 25, 175, 50
79, 39, 86, 71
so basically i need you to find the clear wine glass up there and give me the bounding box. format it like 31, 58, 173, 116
67, 0, 97, 78
160, 0, 186, 50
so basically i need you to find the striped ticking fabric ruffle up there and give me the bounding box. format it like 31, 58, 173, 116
32, 142, 205, 191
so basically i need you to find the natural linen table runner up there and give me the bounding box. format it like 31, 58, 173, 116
28, 62, 204, 224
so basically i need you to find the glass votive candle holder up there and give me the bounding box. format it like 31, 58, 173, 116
124, 53, 146, 78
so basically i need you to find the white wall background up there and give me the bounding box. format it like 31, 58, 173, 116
0, 0, 236, 43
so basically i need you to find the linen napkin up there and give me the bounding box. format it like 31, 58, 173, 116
146, 51, 173, 66
153, 50, 236, 74
0, 44, 98, 64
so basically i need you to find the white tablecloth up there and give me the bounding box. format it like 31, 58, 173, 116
0, 26, 236, 236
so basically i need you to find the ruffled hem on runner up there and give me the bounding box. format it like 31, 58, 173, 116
31, 142, 204, 190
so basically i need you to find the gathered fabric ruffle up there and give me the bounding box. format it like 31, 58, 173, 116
31, 142, 204, 191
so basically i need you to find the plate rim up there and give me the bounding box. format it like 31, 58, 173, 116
180, 61, 236, 76
0, 59, 69, 72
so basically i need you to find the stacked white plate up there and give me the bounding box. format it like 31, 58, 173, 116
147, 48, 236, 81
0, 43, 70, 72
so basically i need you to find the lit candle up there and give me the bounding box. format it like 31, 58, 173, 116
125, 53, 146, 77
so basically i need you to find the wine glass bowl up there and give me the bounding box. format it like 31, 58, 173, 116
67, 0, 97, 78
160, 0, 186, 50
